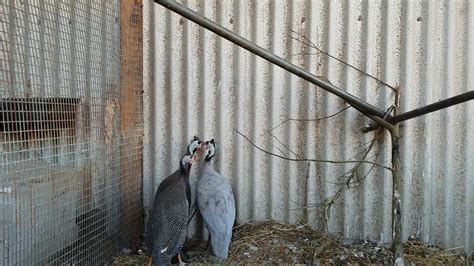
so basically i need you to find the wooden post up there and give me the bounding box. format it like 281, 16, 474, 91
390, 88, 404, 264
390, 124, 404, 264
120, 0, 144, 248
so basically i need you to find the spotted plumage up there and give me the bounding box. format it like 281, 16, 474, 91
145, 137, 201, 265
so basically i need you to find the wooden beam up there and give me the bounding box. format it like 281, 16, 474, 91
120, 0, 144, 249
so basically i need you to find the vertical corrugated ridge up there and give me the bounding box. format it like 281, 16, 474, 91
417, 1, 431, 244
269, 0, 289, 222
252, 0, 272, 220
246, 0, 257, 220
142, 0, 153, 207
326, 0, 348, 233
402, 0, 430, 241
364, 0, 381, 240
459, 0, 470, 248
196, 0, 205, 137
341, 0, 355, 239
170, 3, 184, 162
338, 0, 350, 235
448, 0, 469, 247
304, 0, 317, 228
301, 0, 312, 224
181, 0, 189, 147
317, 0, 330, 231
379, 0, 393, 243
266, 0, 276, 218
214, 0, 222, 172
423, 0, 436, 245
444, 1, 458, 247
164, 9, 173, 174
465, 0, 474, 252
185, 0, 203, 140
232, 0, 241, 221
216, 0, 238, 222
428, 0, 448, 247
289, 1, 308, 223
152, 4, 171, 182
284, 0, 296, 223
231, 0, 242, 220
242, 0, 256, 221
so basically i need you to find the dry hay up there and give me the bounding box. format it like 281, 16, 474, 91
113, 254, 147, 265
113, 220, 470, 265
223, 220, 392, 264
404, 239, 471, 265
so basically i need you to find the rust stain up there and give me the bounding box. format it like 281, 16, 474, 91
83, 168, 92, 206
105, 97, 119, 150
120, 0, 143, 134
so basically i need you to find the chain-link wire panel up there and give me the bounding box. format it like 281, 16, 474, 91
0, 0, 143, 264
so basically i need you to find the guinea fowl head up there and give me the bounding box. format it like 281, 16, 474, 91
179, 136, 202, 172
179, 154, 194, 172
203, 139, 216, 162
188, 136, 202, 155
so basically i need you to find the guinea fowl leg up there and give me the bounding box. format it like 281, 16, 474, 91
146, 257, 152, 266
177, 252, 186, 266
206, 234, 212, 252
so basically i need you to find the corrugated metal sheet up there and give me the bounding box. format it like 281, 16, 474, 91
143, 0, 473, 252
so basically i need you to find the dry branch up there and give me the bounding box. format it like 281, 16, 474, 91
234, 129, 392, 171
288, 30, 397, 92
269, 106, 351, 133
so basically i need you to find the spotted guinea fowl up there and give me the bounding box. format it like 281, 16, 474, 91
196, 139, 236, 260
146, 137, 202, 265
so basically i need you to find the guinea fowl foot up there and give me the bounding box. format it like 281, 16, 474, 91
180, 250, 190, 263
171, 250, 189, 264
206, 236, 212, 252
208, 255, 224, 264
178, 252, 186, 266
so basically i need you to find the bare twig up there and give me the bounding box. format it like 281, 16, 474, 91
289, 30, 397, 92
269, 106, 351, 132
285, 52, 320, 60
267, 130, 301, 159
345, 135, 383, 161
235, 129, 391, 171
321, 130, 384, 222
273, 145, 291, 158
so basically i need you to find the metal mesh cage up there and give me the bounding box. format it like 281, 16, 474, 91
0, 0, 143, 264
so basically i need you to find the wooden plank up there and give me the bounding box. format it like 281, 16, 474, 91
119, 0, 144, 248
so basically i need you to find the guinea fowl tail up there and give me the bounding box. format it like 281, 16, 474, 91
211, 232, 231, 260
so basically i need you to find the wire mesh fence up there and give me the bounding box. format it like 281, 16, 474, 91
0, 0, 143, 264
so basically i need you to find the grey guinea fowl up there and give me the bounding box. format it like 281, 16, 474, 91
146, 137, 202, 266
197, 139, 236, 260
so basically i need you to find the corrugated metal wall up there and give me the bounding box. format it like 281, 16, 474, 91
143, 0, 473, 252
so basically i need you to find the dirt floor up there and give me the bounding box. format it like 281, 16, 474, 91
113, 220, 472, 265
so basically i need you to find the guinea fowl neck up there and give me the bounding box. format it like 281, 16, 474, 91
184, 165, 192, 182
202, 159, 215, 172
180, 162, 192, 174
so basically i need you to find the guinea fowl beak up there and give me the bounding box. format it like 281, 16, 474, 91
190, 148, 201, 164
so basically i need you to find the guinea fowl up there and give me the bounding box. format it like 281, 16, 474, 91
146, 137, 201, 266
196, 139, 236, 260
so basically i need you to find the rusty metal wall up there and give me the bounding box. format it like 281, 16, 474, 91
143, 0, 473, 253
1, 0, 143, 264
